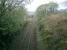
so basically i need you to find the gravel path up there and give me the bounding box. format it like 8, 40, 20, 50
10, 17, 37, 50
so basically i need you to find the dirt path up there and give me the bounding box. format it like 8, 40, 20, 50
11, 17, 37, 50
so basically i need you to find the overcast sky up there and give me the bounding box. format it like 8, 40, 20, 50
25, 0, 65, 12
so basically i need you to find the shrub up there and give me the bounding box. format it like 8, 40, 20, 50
43, 13, 67, 50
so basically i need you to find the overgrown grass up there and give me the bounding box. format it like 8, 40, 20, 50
37, 13, 67, 50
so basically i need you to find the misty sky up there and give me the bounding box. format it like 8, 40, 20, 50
25, 0, 66, 12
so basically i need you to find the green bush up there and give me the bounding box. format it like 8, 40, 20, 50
43, 13, 67, 50
0, 6, 27, 49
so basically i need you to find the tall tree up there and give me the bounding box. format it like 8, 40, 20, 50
36, 2, 58, 18
48, 2, 58, 13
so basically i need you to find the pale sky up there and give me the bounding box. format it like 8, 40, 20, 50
25, 0, 65, 12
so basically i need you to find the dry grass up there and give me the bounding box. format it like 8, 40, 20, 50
44, 13, 67, 34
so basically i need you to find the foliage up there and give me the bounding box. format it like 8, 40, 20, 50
42, 13, 67, 50
39, 13, 67, 50
47, 2, 58, 13
36, 1, 58, 18
36, 1, 67, 50
0, 0, 28, 50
